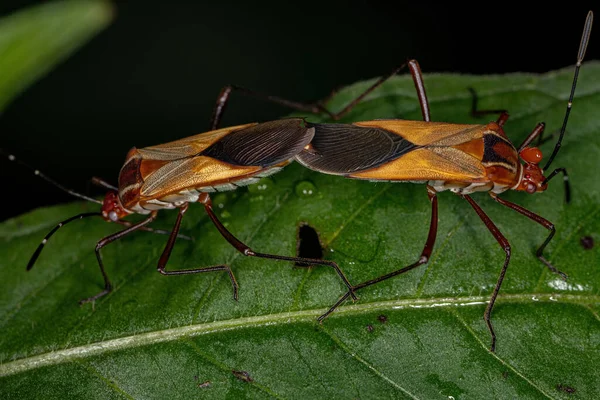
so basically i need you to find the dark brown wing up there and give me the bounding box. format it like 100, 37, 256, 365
295, 123, 417, 174
202, 118, 315, 167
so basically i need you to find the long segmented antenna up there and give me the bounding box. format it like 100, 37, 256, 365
543, 10, 593, 171
27, 212, 102, 270
1, 149, 103, 205
3, 149, 194, 243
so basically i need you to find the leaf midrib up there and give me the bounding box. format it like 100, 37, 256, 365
1, 293, 598, 378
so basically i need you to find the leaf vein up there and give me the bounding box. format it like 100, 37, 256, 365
448, 309, 554, 399
1, 294, 598, 377
75, 359, 136, 400
318, 325, 420, 399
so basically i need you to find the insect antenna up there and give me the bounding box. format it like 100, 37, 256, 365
27, 212, 102, 270
1, 149, 102, 205
543, 10, 593, 172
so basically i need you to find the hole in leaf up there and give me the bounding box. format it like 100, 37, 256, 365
296, 223, 323, 266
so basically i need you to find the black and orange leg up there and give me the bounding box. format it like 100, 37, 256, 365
462, 194, 511, 352
317, 186, 439, 321
490, 193, 566, 279
80, 212, 158, 304
198, 193, 357, 300
210, 59, 431, 129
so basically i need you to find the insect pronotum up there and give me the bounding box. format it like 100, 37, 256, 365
2, 117, 358, 305
210, 11, 593, 352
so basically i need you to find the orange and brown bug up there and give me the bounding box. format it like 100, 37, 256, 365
210, 12, 593, 352
2, 118, 356, 305
292, 12, 593, 352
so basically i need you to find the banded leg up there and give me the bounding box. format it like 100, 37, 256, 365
210, 59, 431, 129
156, 203, 240, 299
318, 186, 439, 321
490, 193, 566, 279
462, 194, 510, 352
81, 212, 158, 304
198, 193, 357, 300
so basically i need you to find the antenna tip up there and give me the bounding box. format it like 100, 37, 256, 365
578, 10, 594, 62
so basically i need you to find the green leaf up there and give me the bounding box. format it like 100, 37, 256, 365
0, 0, 113, 113
1, 64, 600, 399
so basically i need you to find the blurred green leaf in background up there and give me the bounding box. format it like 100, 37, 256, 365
0, 0, 113, 114
0, 1, 599, 399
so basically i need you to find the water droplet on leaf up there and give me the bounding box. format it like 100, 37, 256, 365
295, 181, 316, 197
248, 178, 274, 194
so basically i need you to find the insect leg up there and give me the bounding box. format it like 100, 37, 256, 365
517, 121, 559, 160
81, 212, 158, 304
210, 59, 431, 129
462, 194, 510, 352
331, 59, 431, 122
468, 87, 509, 126
199, 193, 357, 300
114, 219, 193, 241
156, 204, 239, 300
490, 193, 567, 279
210, 85, 332, 130
517, 123, 546, 151
515, 121, 563, 156
318, 186, 439, 321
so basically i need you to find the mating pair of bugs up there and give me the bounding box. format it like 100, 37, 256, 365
4, 11, 593, 352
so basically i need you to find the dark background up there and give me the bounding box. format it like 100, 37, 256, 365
1, 1, 598, 221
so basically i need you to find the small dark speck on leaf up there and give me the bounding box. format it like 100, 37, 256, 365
378, 315, 387, 324
232, 369, 253, 383
556, 384, 576, 394
580, 236, 594, 250
194, 375, 211, 388
502, 371, 508, 379
366, 324, 374, 332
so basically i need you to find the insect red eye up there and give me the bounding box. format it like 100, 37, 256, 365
526, 183, 537, 193
520, 147, 543, 164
